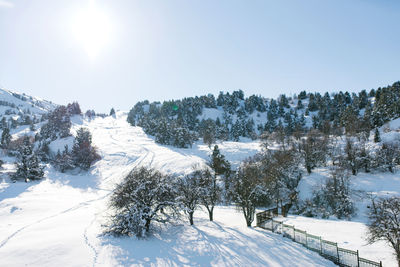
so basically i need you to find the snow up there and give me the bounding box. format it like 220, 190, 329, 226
198, 107, 223, 121
0, 112, 335, 266
48, 136, 75, 154
0, 88, 56, 117
98, 207, 335, 267
296, 167, 400, 266
275, 216, 391, 266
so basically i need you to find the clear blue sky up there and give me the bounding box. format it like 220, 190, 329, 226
0, 0, 399, 112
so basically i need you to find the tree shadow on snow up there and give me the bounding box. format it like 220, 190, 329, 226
99, 218, 334, 266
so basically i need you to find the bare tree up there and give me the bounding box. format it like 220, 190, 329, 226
230, 161, 268, 227
260, 149, 302, 214
176, 171, 202, 225
299, 129, 328, 174
198, 167, 221, 221
367, 196, 400, 267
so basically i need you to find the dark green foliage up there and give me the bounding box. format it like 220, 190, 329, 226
66, 102, 82, 115
1, 127, 11, 148
54, 145, 74, 172
126, 81, 400, 148
72, 128, 100, 170
209, 145, 230, 176
374, 128, 381, 143
13, 136, 44, 182
40, 105, 71, 140
109, 108, 116, 116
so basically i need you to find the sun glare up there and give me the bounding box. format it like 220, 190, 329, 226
71, 1, 113, 59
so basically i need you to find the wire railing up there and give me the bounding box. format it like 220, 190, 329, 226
256, 210, 382, 267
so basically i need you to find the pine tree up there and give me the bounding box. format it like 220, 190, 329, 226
13, 136, 44, 182
1, 127, 11, 149
72, 128, 100, 170
54, 145, 74, 172
110, 108, 116, 116
0, 117, 7, 129
209, 145, 230, 176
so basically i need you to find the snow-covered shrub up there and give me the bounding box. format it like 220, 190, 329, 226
106, 167, 176, 238
367, 196, 400, 267
305, 167, 356, 219
373, 142, 400, 173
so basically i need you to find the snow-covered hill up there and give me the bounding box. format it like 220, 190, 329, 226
1, 109, 400, 266
0, 88, 56, 118
0, 112, 337, 267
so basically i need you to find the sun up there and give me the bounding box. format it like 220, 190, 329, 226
70, 1, 113, 59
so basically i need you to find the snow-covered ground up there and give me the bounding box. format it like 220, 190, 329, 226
275, 215, 392, 266
0, 112, 336, 266
295, 168, 400, 267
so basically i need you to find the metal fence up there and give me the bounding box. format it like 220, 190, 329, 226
256, 212, 382, 267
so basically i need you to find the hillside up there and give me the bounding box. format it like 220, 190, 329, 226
0, 88, 56, 119
0, 88, 400, 266
127, 82, 400, 148
0, 113, 336, 266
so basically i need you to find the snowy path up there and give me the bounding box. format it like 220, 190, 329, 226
0, 113, 334, 266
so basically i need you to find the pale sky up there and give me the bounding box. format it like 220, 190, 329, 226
0, 0, 399, 112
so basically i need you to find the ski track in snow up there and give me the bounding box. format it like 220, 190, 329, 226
0, 193, 107, 250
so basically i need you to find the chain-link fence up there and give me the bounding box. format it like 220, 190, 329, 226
256, 214, 382, 267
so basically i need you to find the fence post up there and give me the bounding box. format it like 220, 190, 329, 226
356, 250, 360, 267
336, 242, 339, 264
305, 232, 308, 248
293, 227, 296, 241
319, 236, 322, 255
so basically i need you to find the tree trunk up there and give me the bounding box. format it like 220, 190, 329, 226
208, 206, 214, 221
189, 212, 194, 225
246, 217, 252, 227
145, 218, 151, 232
306, 165, 312, 174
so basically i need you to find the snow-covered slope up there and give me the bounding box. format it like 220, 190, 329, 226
0, 88, 56, 117
0, 112, 335, 267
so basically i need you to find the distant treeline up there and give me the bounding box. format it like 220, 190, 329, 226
127, 82, 400, 148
